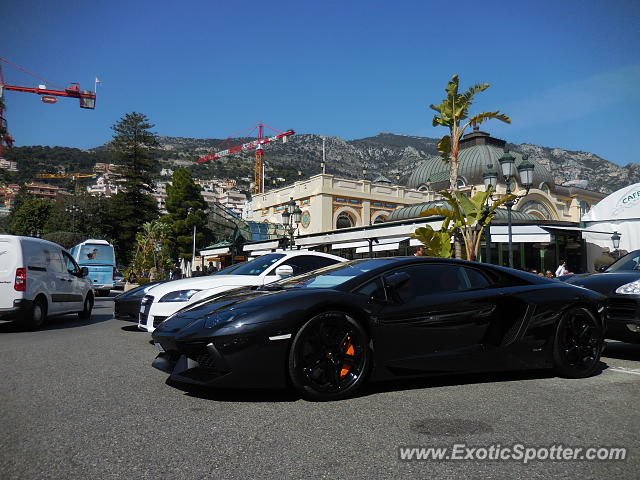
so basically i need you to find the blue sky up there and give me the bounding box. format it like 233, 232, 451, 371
1, 0, 639, 166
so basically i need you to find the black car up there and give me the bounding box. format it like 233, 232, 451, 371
561, 249, 640, 343
152, 257, 606, 401
114, 281, 164, 320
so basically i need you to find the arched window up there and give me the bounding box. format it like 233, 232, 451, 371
456, 177, 466, 188
373, 215, 386, 224
336, 212, 354, 229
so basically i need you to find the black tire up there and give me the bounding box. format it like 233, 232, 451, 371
553, 306, 603, 378
288, 311, 371, 401
23, 296, 47, 330
78, 293, 94, 320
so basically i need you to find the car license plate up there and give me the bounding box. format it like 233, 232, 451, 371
154, 342, 165, 353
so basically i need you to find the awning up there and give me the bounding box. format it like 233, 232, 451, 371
200, 247, 230, 256
243, 240, 280, 252
355, 242, 400, 253
331, 236, 408, 250
490, 225, 551, 243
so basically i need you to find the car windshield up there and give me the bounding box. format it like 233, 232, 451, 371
224, 254, 285, 276
275, 259, 390, 290
605, 250, 640, 272
211, 262, 246, 275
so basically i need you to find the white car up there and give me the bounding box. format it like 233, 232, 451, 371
0, 235, 94, 329
138, 251, 346, 332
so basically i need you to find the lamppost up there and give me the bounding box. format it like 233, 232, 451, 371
187, 207, 197, 272
611, 231, 621, 257
65, 204, 80, 233
281, 197, 302, 250
483, 149, 535, 269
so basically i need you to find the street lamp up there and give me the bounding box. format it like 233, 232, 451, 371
281, 197, 302, 250
65, 204, 80, 233
490, 149, 534, 269
611, 231, 621, 256
187, 207, 197, 273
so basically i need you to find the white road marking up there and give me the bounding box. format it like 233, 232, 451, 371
608, 366, 640, 376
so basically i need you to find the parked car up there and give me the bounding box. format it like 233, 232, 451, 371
560, 249, 640, 343
0, 235, 94, 329
152, 257, 606, 401
114, 281, 164, 320
139, 251, 346, 332
69, 239, 117, 296
113, 270, 126, 290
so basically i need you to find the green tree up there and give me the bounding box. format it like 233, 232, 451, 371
8, 198, 53, 236
161, 167, 210, 260
415, 187, 515, 261
105, 112, 160, 264
131, 220, 172, 278
430, 75, 511, 190
110, 112, 159, 193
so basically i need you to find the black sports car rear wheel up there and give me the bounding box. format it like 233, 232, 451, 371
553, 306, 603, 378
289, 312, 371, 401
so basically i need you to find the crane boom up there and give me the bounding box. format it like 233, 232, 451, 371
196, 129, 295, 163
1, 83, 96, 109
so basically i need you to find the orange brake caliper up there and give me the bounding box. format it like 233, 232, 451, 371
340, 336, 355, 379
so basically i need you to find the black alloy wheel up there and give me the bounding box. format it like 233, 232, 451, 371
289, 311, 371, 401
553, 306, 603, 378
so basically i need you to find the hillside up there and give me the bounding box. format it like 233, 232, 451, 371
3, 133, 639, 194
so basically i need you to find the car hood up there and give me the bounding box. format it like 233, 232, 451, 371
562, 272, 640, 295
145, 275, 263, 298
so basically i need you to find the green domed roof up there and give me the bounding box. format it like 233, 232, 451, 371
387, 200, 539, 222
406, 130, 555, 191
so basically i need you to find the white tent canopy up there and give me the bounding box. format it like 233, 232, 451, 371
582, 182, 640, 253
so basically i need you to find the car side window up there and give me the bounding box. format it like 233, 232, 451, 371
462, 267, 491, 289
271, 256, 340, 276
354, 277, 386, 301
44, 249, 65, 274
388, 264, 471, 299
62, 251, 80, 275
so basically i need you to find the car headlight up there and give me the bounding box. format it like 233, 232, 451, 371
203, 308, 257, 329
159, 289, 201, 302
616, 280, 640, 295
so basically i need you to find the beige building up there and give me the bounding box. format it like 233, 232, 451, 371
250, 173, 433, 235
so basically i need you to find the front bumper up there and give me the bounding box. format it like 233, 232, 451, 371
605, 297, 640, 343
152, 326, 291, 389
0, 299, 32, 321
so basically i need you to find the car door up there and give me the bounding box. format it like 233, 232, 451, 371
43, 247, 73, 314
62, 250, 86, 311
372, 263, 504, 374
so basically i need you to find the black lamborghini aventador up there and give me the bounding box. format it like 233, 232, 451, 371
151, 257, 606, 400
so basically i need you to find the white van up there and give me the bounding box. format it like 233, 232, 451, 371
0, 235, 94, 329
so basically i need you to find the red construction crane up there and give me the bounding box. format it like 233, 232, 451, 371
0, 57, 96, 157
196, 123, 295, 194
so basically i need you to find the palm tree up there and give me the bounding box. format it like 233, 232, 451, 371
430, 75, 511, 190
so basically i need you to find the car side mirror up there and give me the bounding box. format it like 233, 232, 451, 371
81, 267, 89, 277
275, 265, 294, 279
384, 271, 410, 290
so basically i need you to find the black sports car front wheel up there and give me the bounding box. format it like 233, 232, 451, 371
288, 311, 371, 401
553, 306, 603, 378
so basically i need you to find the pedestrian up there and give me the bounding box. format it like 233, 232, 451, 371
545, 270, 554, 278
414, 246, 425, 257
207, 261, 218, 274
128, 271, 138, 284
172, 264, 182, 280
555, 260, 568, 277
192, 265, 203, 277
594, 247, 615, 272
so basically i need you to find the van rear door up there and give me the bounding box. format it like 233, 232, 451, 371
0, 236, 20, 310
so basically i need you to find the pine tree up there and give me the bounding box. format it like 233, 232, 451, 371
106, 112, 160, 264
